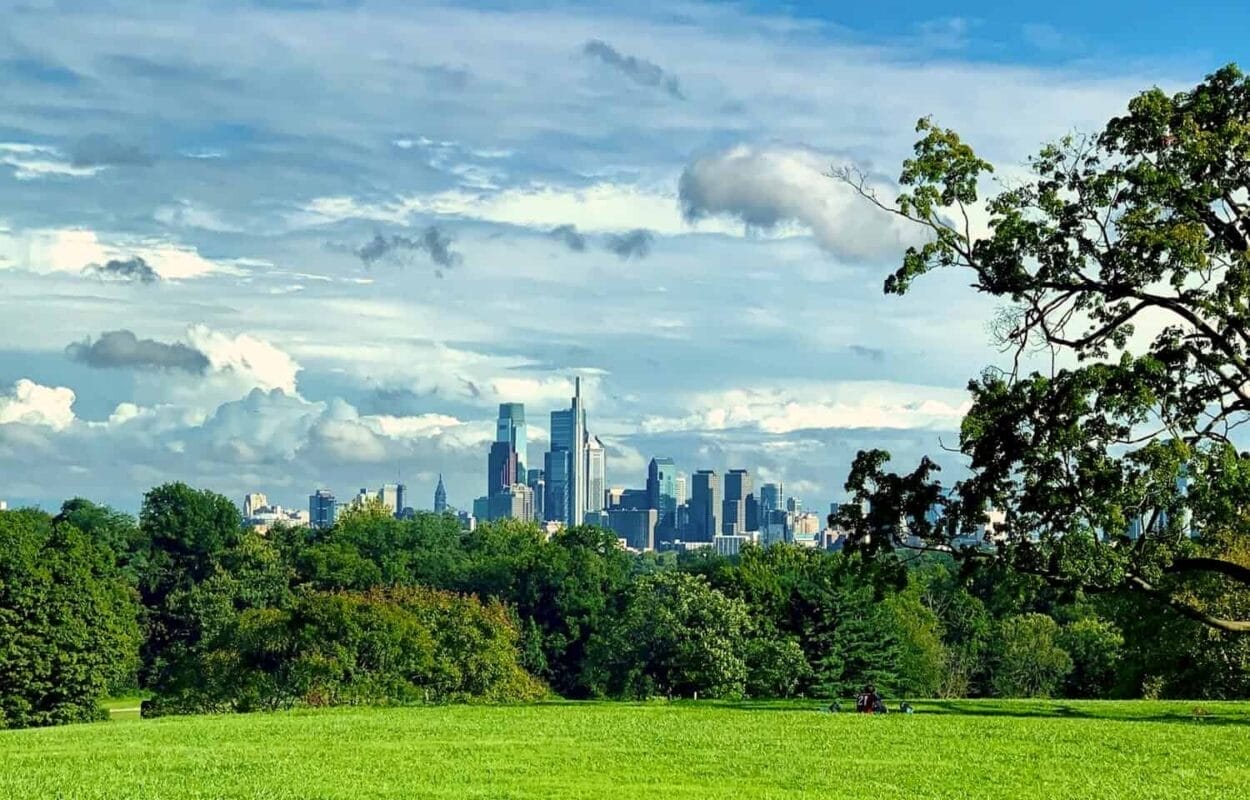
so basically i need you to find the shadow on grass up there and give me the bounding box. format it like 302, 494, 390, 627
889, 700, 1248, 727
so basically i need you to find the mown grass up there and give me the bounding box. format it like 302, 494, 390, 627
2, 700, 1248, 799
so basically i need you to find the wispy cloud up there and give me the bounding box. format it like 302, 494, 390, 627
582, 39, 684, 99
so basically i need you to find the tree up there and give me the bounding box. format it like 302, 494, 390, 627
587, 572, 749, 699
989, 614, 1073, 698
837, 64, 1250, 633
0, 509, 140, 728
1059, 617, 1124, 698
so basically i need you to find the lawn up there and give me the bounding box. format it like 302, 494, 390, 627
2, 700, 1248, 799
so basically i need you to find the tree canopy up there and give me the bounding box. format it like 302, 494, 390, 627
837, 64, 1250, 633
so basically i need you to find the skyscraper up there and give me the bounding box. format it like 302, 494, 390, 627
586, 435, 606, 514
309, 489, 336, 529
526, 468, 545, 520
496, 403, 527, 475
547, 377, 587, 525
434, 474, 448, 514
544, 449, 570, 523
488, 440, 517, 498
243, 492, 268, 517
722, 469, 753, 536
379, 483, 405, 516
646, 457, 678, 537
690, 470, 720, 542
760, 483, 784, 517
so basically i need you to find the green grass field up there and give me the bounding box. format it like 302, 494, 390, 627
2, 700, 1248, 799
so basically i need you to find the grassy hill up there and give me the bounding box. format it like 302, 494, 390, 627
2, 700, 1249, 799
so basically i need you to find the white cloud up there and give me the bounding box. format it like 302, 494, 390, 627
678, 145, 926, 261
186, 325, 301, 394
0, 225, 236, 279
642, 383, 971, 435
0, 379, 77, 430
0, 143, 103, 180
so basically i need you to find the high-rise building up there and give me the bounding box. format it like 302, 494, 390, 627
434, 475, 448, 514
646, 457, 678, 537
526, 468, 545, 520
309, 489, 336, 529
548, 377, 587, 526
786, 496, 802, 514
760, 483, 784, 517
472, 495, 491, 522
243, 492, 268, 517
488, 441, 518, 498
586, 435, 606, 514
745, 494, 760, 532
489, 483, 534, 522
379, 483, 404, 516
675, 472, 688, 505
608, 507, 658, 551
496, 403, 528, 475
690, 470, 720, 542
544, 449, 570, 523
620, 488, 649, 509
722, 469, 753, 536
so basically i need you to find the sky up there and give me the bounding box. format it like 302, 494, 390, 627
0, 0, 1243, 513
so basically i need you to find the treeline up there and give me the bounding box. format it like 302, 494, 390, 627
3, 483, 1249, 729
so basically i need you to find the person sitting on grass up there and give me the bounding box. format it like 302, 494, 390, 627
856, 684, 885, 714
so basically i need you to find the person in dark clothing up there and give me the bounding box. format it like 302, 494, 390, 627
856, 684, 882, 714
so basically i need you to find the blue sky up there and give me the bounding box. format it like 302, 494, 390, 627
0, 0, 1238, 512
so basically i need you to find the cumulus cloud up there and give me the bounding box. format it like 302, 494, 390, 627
603, 229, 654, 260
547, 224, 587, 252
354, 227, 463, 271
0, 379, 76, 430
582, 39, 684, 100
66, 330, 210, 373
186, 325, 300, 394
67, 134, 153, 168
81, 255, 160, 284
679, 145, 924, 262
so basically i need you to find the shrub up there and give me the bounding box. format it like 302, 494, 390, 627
989, 614, 1073, 699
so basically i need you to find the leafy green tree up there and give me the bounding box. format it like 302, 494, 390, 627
0, 509, 140, 728
1059, 617, 1125, 698
744, 634, 811, 699
55, 499, 146, 583
882, 587, 948, 698
989, 614, 1073, 698
836, 65, 1250, 634
587, 571, 749, 699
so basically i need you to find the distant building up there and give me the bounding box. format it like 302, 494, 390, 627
309, 489, 336, 529
714, 532, 758, 557
472, 495, 491, 521
544, 449, 571, 523
760, 483, 784, 517
722, 469, 752, 536
586, 436, 606, 514
690, 470, 720, 542
526, 468, 545, 520
489, 483, 535, 522
379, 483, 404, 516
458, 510, 476, 532
608, 508, 658, 551
243, 492, 268, 518
786, 496, 802, 514
496, 403, 528, 476
620, 488, 649, 510
488, 441, 518, 499
646, 457, 679, 538
548, 378, 587, 525
605, 486, 625, 509
434, 474, 448, 514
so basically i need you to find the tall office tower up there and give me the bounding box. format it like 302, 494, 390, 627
379, 483, 403, 515
786, 496, 802, 514
489, 483, 534, 522
646, 457, 678, 537
690, 470, 720, 542
745, 494, 760, 532
434, 475, 448, 514
526, 468, 545, 520
472, 495, 491, 522
586, 435, 606, 514
309, 489, 336, 529
496, 403, 528, 475
488, 440, 518, 497
722, 469, 753, 536
243, 492, 268, 517
674, 472, 688, 506
548, 377, 587, 525
544, 449, 570, 523
760, 483, 784, 517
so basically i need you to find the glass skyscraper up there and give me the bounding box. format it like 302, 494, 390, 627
586, 435, 606, 513
690, 470, 720, 542
309, 489, 336, 529
496, 403, 527, 475
646, 457, 678, 537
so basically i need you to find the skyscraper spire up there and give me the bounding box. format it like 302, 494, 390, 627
434, 473, 447, 514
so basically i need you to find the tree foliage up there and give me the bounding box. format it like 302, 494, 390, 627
838, 64, 1250, 634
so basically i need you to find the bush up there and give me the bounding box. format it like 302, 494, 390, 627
145, 587, 545, 715
1060, 618, 1124, 699
744, 635, 811, 698
0, 509, 140, 729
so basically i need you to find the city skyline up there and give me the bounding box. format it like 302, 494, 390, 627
0, 1, 1228, 513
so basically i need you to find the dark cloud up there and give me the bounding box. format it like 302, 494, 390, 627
420, 64, 471, 90
849, 345, 885, 362
81, 256, 160, 284
68, 134, 153, 168
65, 330, 209, 374
547, 224, 587, 252
355, 227, 463, 270
603, 229, 654, 260
582, 39, 683, 99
